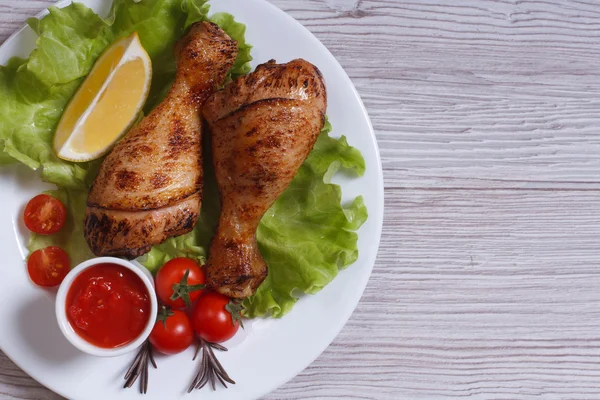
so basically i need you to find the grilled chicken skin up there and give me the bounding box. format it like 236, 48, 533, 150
84, 22, 238, 258
203, 59, 327, 298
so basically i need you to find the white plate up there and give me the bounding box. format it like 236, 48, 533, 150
0, 0, 384, 399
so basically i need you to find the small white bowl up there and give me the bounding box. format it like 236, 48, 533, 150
55, 257, 157, 357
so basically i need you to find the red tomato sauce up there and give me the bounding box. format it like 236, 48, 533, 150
66, 263, 151, 348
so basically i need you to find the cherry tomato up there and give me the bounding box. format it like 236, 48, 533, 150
23, 194, 67, 235
149, 307, 194, 355
191, 292, 240, 343
27, 246, 70, 287
155, 258, 205, 309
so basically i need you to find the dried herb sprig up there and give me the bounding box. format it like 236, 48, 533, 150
124, 340, 157, 394
188, 338, 235, 393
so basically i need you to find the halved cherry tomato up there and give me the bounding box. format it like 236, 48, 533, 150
27, 246, 70, 287
23, 194, 67, 235
149, 307, 194, 355
155, 258, 205, 309
191, 292, 240, 343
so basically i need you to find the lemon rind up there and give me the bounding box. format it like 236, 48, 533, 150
54, 33, 152, 163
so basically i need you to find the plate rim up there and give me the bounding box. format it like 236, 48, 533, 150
0, 0, 385, 398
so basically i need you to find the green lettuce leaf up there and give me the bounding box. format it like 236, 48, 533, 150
139, 120, 368, 318
0, 55, 93, 189
139, 135, 219, 271
209, 12, 253, 79
183, 0, 211, 30
1, 0, 252, 186
21, 0, 253, 273
5, 0, 366, 319
26, 3, 113, 85
244, 121, 367, 318
109, 0, 205, 109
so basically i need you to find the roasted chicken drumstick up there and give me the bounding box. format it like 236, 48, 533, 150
203, 59, 328, 298
84, 22, 238, 258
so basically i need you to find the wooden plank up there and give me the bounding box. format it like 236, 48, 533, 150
3, 0, 600, 188
272, 0, 600, 189
4, 188, 600, 398
268, 189, 600, 399
2, 0, 600, 399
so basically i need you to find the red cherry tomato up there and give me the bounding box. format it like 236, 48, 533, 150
191, 292, 240, 343
23, 194, 67, 235
149, 308, 194, 355
155, 258, 205, 309
27, 246, 70, 287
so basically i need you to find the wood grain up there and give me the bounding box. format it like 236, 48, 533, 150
2, 0, 600, 398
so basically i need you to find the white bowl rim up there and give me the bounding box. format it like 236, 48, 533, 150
55, 256, 158, 357
0, 0, 384, 397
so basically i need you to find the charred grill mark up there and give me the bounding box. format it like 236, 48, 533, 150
164, 205, 199, 234
167, 118, 195, 158
246, 144, 258, 157
189, 85, 212, 105
263, 135, 282, 148
213, 98, 297, 123
137, 144, 154, 154
217, 39, 237, 60
89, 190, 201, 212
203, 59, 327, 125
206, 228, 268, 297
84, 211, 141, 259
244, 127, 258, 137
123, 143, 154, 159
134, 121, 157, 138
201, 59, 326, 298
140, 224, 150, 237
178, 23, 237, 106
182, 212, 197, 230
115, 170, 141, 191
162, 161, 178, 174
225, 240, 239, 250
85, 197, 200, 258
234, 275, 252, 284
151, 173, 171, 189
246, 135, 282, 156
83, 22, 239, 259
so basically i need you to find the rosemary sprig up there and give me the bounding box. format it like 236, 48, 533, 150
124, 340, 157, 394
188, 338, 235, 393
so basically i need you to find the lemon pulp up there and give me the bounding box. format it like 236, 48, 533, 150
53, 33, 151, 162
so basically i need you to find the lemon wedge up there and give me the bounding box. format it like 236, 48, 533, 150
53, 32, 152, 162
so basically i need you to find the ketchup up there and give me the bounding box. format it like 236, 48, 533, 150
66, 263, 151, 348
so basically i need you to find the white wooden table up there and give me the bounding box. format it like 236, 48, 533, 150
3, 0, 600, 398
